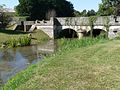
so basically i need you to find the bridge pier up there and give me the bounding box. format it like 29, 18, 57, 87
24, 25, 27, 32
78, 32, 84, 39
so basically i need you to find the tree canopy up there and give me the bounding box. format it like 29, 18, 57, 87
74, 9, 96, 17
0, 5, 12, 28
98, 0, 120, 16
16, 0, 74, 20
87, 9, 96, 16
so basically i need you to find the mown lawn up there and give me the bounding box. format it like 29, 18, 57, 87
3, 39, 120, 90
0, 29, 50, 46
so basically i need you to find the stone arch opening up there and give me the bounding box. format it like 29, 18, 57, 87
59, 28, 78, 38
87, 29, 106, 37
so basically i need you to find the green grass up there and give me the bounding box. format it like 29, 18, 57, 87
57, 36, 108, 52
6, 36, 31, 47
31, 30, 50, 44
0, 29, 50, 47
6, 24, 16, 30
4, 38, 120, 90
18, 36, 31, 46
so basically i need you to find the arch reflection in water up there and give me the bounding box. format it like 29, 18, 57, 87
0, 45, 42, 85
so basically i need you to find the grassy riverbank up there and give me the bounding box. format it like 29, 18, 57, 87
0, 29, 50, 47
4, 37, 120, 90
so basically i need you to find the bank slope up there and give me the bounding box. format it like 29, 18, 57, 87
4, 40, 120, 90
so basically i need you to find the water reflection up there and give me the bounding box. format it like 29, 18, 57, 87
0, 40, 57, 87
0, 40, 56, 87
0, 45, 42, 85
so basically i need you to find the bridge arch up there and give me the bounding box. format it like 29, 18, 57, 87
87, 28, 107, 37
58, 28, 78, 38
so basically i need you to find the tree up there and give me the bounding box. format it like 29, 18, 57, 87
87, 9, 96, 16
80, 9, 87, 16
74, 10, 81, 17
77, 9, 96, 17
98, 0, 120, 16
16, 0, 74, 20
0, 5, 12, 29
46, 9, 56, 20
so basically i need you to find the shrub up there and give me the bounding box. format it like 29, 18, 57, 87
7, 38, 18, 47
57, 36, 108, 52
18, 36, 31, 46
6, 36, 31, 47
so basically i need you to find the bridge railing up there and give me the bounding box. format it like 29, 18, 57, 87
55, 16, 120, 26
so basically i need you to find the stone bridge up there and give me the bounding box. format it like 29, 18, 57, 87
15, 16, 120, 39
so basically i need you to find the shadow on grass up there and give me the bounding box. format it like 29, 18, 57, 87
0, 29, 28, 35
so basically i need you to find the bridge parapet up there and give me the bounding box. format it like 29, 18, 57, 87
35, 18, 53, 26
55, 16, 120, 26
13, 16, 120, 39
23, 21, 35, 25
35, 21, 53, 26
16, 21, 22, 25
55, 17, 89, 26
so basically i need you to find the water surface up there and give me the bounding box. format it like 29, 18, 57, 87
0, 40, 56, 86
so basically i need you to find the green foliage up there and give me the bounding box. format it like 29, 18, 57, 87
6, 36, 31, 47
15, 0, 30, 16
0, 29, 50, 47
80, 9, 87, 16
57, 36, 107, 52
104, 16, 110, 34
74, 10, 81, 17
3, 65, 37, 90
98, 3, 114, 16
16, 0, 74, 20
89, 16, 97, 37
87, 9, 96, 16
89, 16, 97, 25
7, 38, 18, 47
74, 9, 97, 17
98, 0, 120, 16
0, 5, 12, 28
18, 36, 31, 46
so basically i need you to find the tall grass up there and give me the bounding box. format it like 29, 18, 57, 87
57, 36, 108, 52
18, 36, 31, 46
7, 38, 18, 47
3, 65, 37, 90
7, 36, 31, 47
0, 29, 50, 46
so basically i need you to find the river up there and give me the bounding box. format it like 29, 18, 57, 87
0, 40, 56, 86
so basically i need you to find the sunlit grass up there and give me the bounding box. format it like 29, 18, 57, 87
0, 29, 50, 47
6, 36, 31, 47
31, 30, 50, 44
4, 37, 120, 90
57, 35, 108, 52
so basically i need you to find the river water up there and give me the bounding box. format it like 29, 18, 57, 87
0, 40, 56, 86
